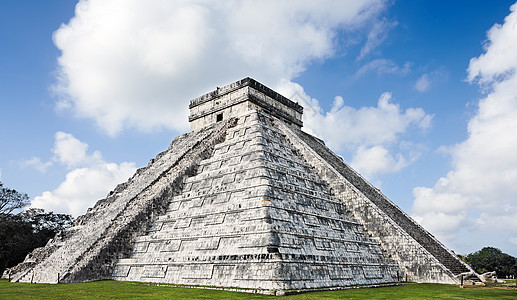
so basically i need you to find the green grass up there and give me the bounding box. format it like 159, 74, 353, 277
1, 280, 516, 299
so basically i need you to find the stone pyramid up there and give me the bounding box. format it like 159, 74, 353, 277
9, 78, 477, 294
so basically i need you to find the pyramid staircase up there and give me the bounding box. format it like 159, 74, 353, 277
294, 130, 471, 276
111, 108, 399, 291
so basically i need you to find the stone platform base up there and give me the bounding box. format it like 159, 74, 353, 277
125, 281, 403, 296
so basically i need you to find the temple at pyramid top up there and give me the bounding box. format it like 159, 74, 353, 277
188, 77, 303, 131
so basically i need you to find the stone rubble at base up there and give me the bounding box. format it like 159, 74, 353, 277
5, 77, 481, 292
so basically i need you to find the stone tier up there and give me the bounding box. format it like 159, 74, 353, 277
276, 121, 477, 283
112, 109, 398, 292
11, 119, 236, 283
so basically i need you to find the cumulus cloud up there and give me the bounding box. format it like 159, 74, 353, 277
351, 146, 406, 177
53, 132, 103, 168
351, 141, 423, 178
467, 5, 517, 85
277, 80, 432, 179
32, 163, 135, 217
29, 132, 136, 216
52, 0, 387, 136
412, 3, 517, 254
21, 132, 102, 172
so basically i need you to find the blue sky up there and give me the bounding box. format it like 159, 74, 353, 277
1, 0, 516, 256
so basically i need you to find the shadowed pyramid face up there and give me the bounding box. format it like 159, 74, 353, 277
7, 78, 478, 293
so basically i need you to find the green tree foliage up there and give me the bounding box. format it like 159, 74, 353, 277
457, 253, 468, 263
0, 181, 29, 214
0, 209, 73, 274
466, 247, 517, 277
21, 208, 73, 238
0, 182, 73, 274
0, 213, 34, 273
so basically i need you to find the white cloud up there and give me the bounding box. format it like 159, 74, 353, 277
467, 4, 517, 85
31, 163, 135, 217
53, 0, 386, 136
53, 131, 103, 168
21, 131, 103, 172
358, 18, 398, 60
415, 74, 430, 92
351, 145, 405, 177
21, 157, 53, 173
412, 3, 517, 254
276, 80, 432, 179
29, 132, 136, 216
414, 69, 448, 92
355, 59, 412, 77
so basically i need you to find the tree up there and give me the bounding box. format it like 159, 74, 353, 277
0, 209, 73, 274
0, 213, 34, 273
0, 182, 73, 274
466, 247, 517, 278
457, 253, 468, 264
0, 181, 29, 215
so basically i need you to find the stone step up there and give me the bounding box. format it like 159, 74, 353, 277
294, 128, 471, 278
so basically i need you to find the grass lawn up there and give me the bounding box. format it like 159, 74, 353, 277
1, 279, 516, 299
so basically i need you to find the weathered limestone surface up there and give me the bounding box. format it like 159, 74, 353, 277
10, 119, 235, 283
189, 77, 303, 131
8, 77, 479, 291
277, 121, 474, 284
112, 108, 398, 290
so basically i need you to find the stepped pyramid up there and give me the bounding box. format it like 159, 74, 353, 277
8, 78, 478, 294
